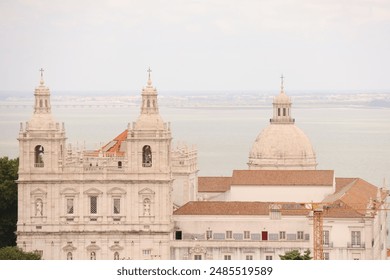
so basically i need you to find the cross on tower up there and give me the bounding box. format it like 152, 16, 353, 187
280, 74, 284, 91
147, 67, 152, 80
39, 68, 44, 79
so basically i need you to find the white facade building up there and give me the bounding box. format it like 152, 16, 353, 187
16, 72, 387, 260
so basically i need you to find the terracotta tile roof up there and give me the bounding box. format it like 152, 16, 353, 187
198, 177, 232, 192
323, 178, 386, 217
337, 178, 384, 215
174, 201, 310, 216
100, 130, 128, 156
322, 200, 363, 218
231, 170, 334, 186
335, 178, 357, 192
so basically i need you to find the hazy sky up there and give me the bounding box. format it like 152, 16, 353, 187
1, 0, 390, 91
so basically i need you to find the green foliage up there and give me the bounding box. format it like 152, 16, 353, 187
0, 157, 19, 248
0, 246, 41, 260
279, 249, 312, 260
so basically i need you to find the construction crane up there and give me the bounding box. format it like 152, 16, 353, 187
307, 196, 389, 260
312, 206, 324, 260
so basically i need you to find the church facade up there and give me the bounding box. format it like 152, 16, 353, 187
16, 71, 388, 260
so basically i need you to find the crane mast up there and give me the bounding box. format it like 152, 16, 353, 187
313, 208, 324, 260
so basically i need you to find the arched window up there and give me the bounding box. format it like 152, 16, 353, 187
278, 108, 281, 116
35, 198, 43, 216
45, 100, 48, 108
142, 145, 152, 167
114, 252, 120, 260
90, 251, 96, 260
39, 99, 43, 108
147, 99, 150, 108
143, 198, 151, 216
67, 252, 73, 260
118, 161, 122, 169
34, 145, 44, 167
152, 100, 156, 108
283, 108, 286, 116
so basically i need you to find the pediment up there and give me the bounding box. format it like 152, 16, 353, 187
86, 244, 101, 251
60, 187, 79, 195
139, 188, 155, 195
62, 244, 77, 251
83, 188, 103, 195
109, 244, 124, 251
107, 187, 126, 195
30, 188, 47, 196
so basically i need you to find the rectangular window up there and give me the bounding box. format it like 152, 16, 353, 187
283, 108, 286, 116
142, 249, 151, 255
206, 230, 212, 240
224, 255, 232, 260
244, 231, 250, 239
194, 255, 202, 260
226, 230, 233, 239
297, 231, 304, 240
266, 256, 273, 260
246, 255, 253, 260
323, 252, 330, 260
270, 209, 281, 219
175, 231, 182, 240
113, 198, 120, 214
66, 198, 74, 214
90, 196, 97, 214
279, 231, 286, 240
323, 230, 330, 245
351, 231, 361, 246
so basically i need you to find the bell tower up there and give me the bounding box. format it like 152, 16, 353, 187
125, 69, 173, 259
18, 69, 66, 175
270, 75, 295, 124
127, 68, 172, 174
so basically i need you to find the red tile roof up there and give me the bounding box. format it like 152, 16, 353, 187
176, 176, 386, 219
328, 178, 386, 216
198, 177, 232, 192
100, 130, 128, 156
231, 170, 334, 186
335, 178, 357, 192
174, 201, 310, 216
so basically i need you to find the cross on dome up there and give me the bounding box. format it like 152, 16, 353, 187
280, 74, 284, 93
39, 68, 44, 78
147, 67, 152, 86
39, 68, 45, 85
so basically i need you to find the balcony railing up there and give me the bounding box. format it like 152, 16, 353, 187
323, 242, 333, 248
347, 242, 365, 249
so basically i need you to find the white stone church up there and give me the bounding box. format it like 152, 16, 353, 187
16, 71, 388, 260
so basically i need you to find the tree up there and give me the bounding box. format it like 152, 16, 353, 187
0, 246, 41, 260
279, 249, 312, 260
0, 157, 18, 248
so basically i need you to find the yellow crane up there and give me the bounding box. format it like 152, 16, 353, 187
308, 196, 389, 260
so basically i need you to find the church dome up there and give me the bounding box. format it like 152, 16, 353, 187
247, 75, 317, 170
248, 124, 317, 170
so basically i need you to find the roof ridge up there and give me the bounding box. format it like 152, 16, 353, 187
323, 178, 358, 203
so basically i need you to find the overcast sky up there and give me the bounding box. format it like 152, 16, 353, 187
1, 0, 389, 91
